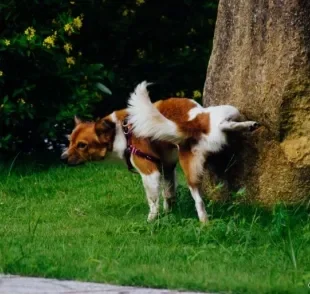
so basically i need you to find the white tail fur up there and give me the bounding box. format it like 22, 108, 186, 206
127, 81, 181, 142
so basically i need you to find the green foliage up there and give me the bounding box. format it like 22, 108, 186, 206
0, 0, 112, 151
78, 0, 218, 108
0, 158, 309, 293
0, 0, 218, 152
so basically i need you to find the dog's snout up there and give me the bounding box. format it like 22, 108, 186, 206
60, 153, 83, 166
60, 152, 68, 163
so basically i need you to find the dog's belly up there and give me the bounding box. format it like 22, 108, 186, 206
152, 141, 178, 166
161, 147, 179, 166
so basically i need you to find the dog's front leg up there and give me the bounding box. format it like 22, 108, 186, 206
141, 171, 161, 222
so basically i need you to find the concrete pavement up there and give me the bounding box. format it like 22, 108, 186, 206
0, 275, 209, 294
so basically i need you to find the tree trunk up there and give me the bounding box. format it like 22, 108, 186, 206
202, 0, 310, 205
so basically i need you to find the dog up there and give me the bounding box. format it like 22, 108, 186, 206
61, 81, 259, 223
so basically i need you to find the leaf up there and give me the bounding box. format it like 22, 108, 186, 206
12, 88, 24, 98
26, 84, 36, 91
95, 83, 112, 95
4, 134, 12, 141
90, 63, 104, 72
107, 71, 115, 82
5, 11, 12, 20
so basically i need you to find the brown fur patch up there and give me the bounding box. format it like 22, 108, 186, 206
70, 122, 95, 143
66, 121, 113, 165
178, 139, 200, 187
155, 98, 196, 122
156, 98, 210, 138
131, 137, 161, 175
130, 137, 177, 175
94, 116, 116, 151
114, 109, 128, 122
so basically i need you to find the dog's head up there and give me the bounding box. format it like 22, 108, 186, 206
61, 116, 115, 165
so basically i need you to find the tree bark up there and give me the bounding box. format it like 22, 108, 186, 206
203, 0, 310, 204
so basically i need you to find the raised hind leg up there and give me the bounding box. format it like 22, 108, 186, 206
219, 120, 260, 132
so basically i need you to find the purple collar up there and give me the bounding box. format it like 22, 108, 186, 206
122, 118, 161, 173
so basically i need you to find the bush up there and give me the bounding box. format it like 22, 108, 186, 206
78, 0, 218, 113
0, 0, 112, 152
0, 0, 218, 153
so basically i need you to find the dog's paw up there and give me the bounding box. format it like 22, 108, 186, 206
147, 212, 158, 222
248, 122, 260, 132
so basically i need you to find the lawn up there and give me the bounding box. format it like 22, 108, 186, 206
0, 153, 309, 294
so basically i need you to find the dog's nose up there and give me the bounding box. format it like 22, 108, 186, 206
60, 153, 68, 163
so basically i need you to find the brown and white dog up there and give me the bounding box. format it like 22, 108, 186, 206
61, 81, 259, 223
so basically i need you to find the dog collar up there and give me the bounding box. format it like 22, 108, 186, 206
122, 118, 161, 173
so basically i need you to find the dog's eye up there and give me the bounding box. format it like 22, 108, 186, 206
77, 142, 87, 149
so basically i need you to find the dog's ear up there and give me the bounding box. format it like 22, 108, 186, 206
74, 115, 82, 125
95, 117, 115, 135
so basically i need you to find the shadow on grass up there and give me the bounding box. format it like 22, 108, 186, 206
171, 185, 309, 236
0, 151, 65, 176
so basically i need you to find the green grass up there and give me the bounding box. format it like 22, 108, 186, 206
0, 154, 310, 294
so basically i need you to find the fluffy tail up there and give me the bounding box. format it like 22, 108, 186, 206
127, 81, 180, 142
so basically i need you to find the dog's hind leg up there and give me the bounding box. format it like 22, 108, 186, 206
162, 165, 177, 213
219, 120, 260, 132
179, 143, 208, 223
